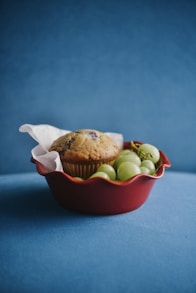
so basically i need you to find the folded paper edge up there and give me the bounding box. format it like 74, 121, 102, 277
19, 124, 124, 173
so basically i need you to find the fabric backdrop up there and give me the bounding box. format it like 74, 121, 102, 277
0, 0, 196, 174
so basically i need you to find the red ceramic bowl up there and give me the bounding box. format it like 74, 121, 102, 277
32, 142, 171, 215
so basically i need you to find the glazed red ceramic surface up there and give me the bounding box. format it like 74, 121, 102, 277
33, 142, 171, 215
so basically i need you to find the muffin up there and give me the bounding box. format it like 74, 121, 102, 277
49, 129, 120, 179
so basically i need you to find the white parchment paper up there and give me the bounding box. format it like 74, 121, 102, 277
19, 124, 123, 172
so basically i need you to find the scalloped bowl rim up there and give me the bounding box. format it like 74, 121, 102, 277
33, 141, 171, 186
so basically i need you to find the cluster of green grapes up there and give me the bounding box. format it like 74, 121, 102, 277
76, 142, 160, 182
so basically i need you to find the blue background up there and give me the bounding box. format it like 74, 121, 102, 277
1, 0, 196, 174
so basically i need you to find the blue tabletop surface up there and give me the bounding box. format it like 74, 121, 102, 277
0, 171, 195, 293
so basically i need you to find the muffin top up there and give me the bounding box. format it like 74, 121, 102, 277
49, 129, 120, 163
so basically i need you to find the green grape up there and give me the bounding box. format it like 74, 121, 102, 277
117, 161, 141, 181
138, 143, 160, 164
114, 152, 141, 170
74, 177, 84, 181
140, 160, 156, 175
140, 166, 151, 175
113, 150, 133, 169
119, 149, 132, 156
113, 156, 122, 170
90, 171, 110, 180
97, 164, 116, 181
